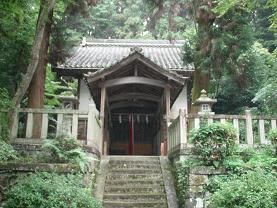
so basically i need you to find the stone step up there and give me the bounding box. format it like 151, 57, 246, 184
106, 173, 163, 180
103, 201, 167, 208
109, 164, 161, 169
109, 168, 161, 174
104, 185, 165, 194
109, 160, 160, 166
105, 179, 164, 186
108, 156, 160, 161
103, 193, 166, 201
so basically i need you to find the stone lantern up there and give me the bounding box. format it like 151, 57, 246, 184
58, 95, 78, 109
193, 89, 217, 115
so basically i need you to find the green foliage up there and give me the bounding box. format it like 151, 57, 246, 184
190, 123, 237, 167
174, 161, 190, 208
208, 170, 277, 208
3, 172, 102, 208
0, 0, 38, 94
0, 88, 12, 108
44, 66, 62, 107
268, 129, 277, 145
213, 42, 277, 114
42, 135, 88, 172
223, 146, 277, 173
268, 129, 277, 155
207, 146, 277, 207
87, 0, 192, 40
0, 140, 17, 162
0, 88, 13, 141
44, 66, 77, 108
214, 0, 277, 33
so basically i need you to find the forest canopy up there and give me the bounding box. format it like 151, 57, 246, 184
0, 0, 276, 115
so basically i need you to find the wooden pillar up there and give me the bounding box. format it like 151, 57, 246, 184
165, 85, 170, 121
164, 85, 170, 154
100, 87, 106, 155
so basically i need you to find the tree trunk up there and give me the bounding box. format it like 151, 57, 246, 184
190, 0, 215, 113
27, 7, 53, 138
191, 69, 210, 113
9, 0, 56, 138
147, 0, 164, 33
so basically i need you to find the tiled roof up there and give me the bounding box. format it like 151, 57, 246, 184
56, 39, 194, 71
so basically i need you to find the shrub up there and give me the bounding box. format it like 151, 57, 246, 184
269, 128, 277, 156
190, 122, 236, 167
268, 129, 277, 146
0, 140, 17, 162
174, 161, 190, 208
3, 172, 102, 208
42, 135, 88, 172
209, 170, 277, 208
223, 146, 276, 173
0, 88, 12, 141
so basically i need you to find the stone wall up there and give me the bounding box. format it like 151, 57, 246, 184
186, 166, 226, 208
12, 139, 101, 159
0, 160, 99, 203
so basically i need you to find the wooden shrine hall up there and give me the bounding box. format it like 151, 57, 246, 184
54, 39, 194, 155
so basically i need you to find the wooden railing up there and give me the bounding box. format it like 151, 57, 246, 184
168, 110, 277, 154
0, 104, 103, 152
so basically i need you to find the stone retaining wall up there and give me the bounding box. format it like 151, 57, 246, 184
186, 166, 226, 208
0, 160, 99, 203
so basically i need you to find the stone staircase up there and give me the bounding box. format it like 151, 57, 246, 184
95, 156, 176, 208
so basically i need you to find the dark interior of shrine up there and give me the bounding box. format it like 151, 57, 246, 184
108, 107, 161, 156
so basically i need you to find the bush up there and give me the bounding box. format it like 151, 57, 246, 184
42, 135, 88, 172
3, 172, 102, 208
190, 122, 236, 167
268, 129, 277, 146
223, 146, 276, 173
174, 161, 190, 208
0, 140, 17, 162
209, 170, 277, 208
0, 88, 12, 141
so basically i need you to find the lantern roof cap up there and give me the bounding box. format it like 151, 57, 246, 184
194, 89, 217, 105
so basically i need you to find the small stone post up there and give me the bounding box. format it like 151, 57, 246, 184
245, 110, 254, 146
10, 108, 19, 141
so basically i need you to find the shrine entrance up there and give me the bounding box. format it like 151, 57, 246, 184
87, 50, 185, 155
109, 113, 158, 155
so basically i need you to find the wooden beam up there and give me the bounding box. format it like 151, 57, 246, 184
109, 93, 160, 103
110, 101, 156, 110
100, 76, 166, 88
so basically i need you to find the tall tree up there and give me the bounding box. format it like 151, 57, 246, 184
184, 0, 254, 112
12, 0, 56, 108
26, 0, 56, 137
0, 0, 37, 94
